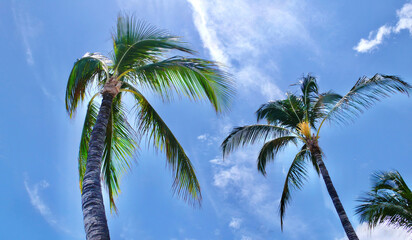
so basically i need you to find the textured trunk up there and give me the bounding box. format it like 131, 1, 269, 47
309, 137, 359, 240
81, 92, 114, 240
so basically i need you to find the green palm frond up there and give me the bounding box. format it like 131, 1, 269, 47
78, 95, 138, 212
280, 146, 310, 230
102, 95, 138, 212
371, 171, 411, 196
221, 125, 293, 158
309, 91, 342, 128
298, 74, 318, 120
256, 95, 305, 129
78, 99, 99, 190
112, 14, 194, 75
320, 74, 411, 126
66, 53, 111, 117
122, 83, 201, 205
257, 136, 297, 175
127, 57, 234, 112
356, 171, 412, 231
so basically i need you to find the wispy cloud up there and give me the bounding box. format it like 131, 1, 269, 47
229, 217, 242, 230
24, 177, 70, 234
24, 178, 57, 225
11, 1, 41, 65
187, 0, 317, 100
354, 2, 412, 53
336, 223, 412, 240
210, 148, 279, 226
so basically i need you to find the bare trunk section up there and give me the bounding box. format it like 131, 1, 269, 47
82, 78, 120, 240
308, 136, 359, 240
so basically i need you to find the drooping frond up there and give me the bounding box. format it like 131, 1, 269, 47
78, 96, 138, 212
309, 91, 342, 127
280, 146, 310, 230
101, 95, 138, 212
66, 53, 111, 117
257, 136, 297, 175
355, 171, 412, 231
122, 83, 201, 205
78, 99, 99, 190
256, 95, 305, 129
221, 125, 293, 158
320, 74, 411, 126
127, 57, 234, 112
112, 14, 194, 75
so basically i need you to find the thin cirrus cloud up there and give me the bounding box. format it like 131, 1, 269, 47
24, 177, 71, 234
24, 179, 56, 225
229, 217, 242, 230
186, 0, 317, 100
11, 1, 39, 65
354, 2, 412, 53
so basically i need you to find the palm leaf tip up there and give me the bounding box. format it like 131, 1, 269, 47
279, 148, 309, 230
124, 84, 202, 206
322, 74, 412, 126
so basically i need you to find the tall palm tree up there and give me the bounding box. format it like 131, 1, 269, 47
221, 74, 410, 240
356, 171, 412, 232
66, 14, 234, 240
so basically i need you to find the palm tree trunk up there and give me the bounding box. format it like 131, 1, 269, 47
81, 92, 114, 240
309, 140, 359, 240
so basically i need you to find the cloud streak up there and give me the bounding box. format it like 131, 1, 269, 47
11, 1, 40, 65
24, 177, 71, 234
187, 0, 316, 100
24, 179, 57, 225
354, 2, 412, 53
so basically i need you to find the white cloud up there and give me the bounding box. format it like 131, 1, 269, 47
336, 223, 412, 240
211, 148, 279, 226
187, 0, 317, 100
11, 1, 41, 65
354, 2, 412, 53
354, 25, 392, 53
24, 178, 57, 225
24, 177, 71, 234
229, 217, 242, 230
197, 134, 208, 140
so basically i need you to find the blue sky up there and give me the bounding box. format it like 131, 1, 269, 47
2, 0, 412, 239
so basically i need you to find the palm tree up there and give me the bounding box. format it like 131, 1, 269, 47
66, 14, 234, 240
356, 171, 412, 232
221, 74, 410, 240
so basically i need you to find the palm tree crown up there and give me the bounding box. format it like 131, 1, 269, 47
66, 14, 234, 239
222, 74, 410, 239
356, 171, 412, 231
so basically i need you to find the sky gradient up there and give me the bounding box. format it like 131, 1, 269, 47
2, 0, 412, 239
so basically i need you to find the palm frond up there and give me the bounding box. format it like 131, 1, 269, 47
321, 74, 411, 126
257, 136, 297, 175
309, 91, 342, 128
78, 99, 99, 191
221, 125, 292, 158
298, 74, 318, 121
66, 53, 111, 117
112, 14, 194, 75
356, 171, 412, 231
102, 95, 138, 212
127, 57, 234, 112
279, 147, 310, 230
122, 83, 201, 205
371, 171, 411, 196
256, 95, 305, 129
